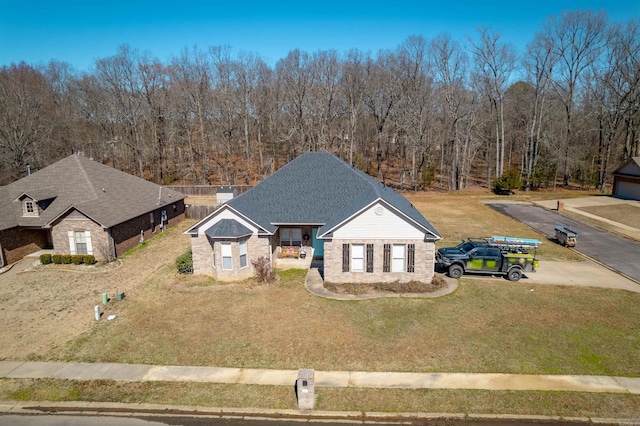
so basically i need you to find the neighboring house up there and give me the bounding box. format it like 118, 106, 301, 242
185, 152, 442, 283
216, 186, 237, 205
0, 154, 186, 267
612, 157, 640, 201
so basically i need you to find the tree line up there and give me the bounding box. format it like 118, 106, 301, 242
1, 10, 638, 192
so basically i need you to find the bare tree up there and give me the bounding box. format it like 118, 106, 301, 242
542, 10, 608, 185
469, 27, 517, 179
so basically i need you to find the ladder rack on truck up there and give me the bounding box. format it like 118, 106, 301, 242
485, 236, 542, 254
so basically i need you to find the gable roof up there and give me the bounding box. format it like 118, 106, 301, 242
188, 152, 441, 240
0, 154, 185, 231
612, 157, 640, 177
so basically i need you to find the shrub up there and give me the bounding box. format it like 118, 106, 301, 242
71, 255, 84, 265
176, 249, 193, 274
40, 254, 52, 265
61, 254, 72, 264
52, 254, 63, 264
83, 255, 96, 265
251, 256, 275, 284
494, 168, 523, 194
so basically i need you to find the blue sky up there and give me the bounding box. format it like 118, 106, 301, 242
1, 0, 638, 71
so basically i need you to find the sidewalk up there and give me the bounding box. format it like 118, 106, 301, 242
1, 361, 639, 394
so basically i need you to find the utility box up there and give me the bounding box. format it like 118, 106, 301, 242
116, 291, 125, 301
557, 200, 564, 212
296, 368, 315, 410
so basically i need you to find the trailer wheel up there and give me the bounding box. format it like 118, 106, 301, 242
448, 264, 464, 279
507, 267, 523, 282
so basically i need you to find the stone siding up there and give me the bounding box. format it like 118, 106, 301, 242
323, 239, 435, 284
51, 211, 110, 259
110, 200, 185, 257
192, 233, 271, 281
0, 227, 49, 266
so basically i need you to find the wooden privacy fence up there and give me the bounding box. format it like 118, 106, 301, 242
185, 204, 218, 220
168, 185, 252, 196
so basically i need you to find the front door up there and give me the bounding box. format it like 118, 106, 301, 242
311, 228, 324, 258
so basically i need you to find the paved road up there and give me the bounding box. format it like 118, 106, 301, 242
487, 203, 640, 283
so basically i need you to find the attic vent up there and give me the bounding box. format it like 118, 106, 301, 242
375, 206, 384, 216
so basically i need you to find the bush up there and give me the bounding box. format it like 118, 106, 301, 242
176, 249, 193, 274
71, 255, 84, 265
61, 254, 72, 264
494, 168, 523, 194
40, 254, 52, 265
52, 254, 63, 264
83, 255, 96, 265
251, 256, 275, 284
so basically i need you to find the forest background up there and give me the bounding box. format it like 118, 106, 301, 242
1, 9, 638, 192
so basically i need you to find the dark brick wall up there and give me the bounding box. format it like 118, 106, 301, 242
110, 200, 185, 257
0, 227, 49, 266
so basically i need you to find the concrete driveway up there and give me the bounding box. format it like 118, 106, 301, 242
486, 202, 640, 284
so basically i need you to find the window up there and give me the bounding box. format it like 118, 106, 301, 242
351, 244, 364, 272
68, 231, 93, 255
342, 244, 350, 272
221, 243, 232, 270
212, 245, 216, 268
23, 199, 38, 216
383, 244, 391, 272
280, 228, 302, 246
239, 240, 247, 268
366, 244, 374, 273
392, 244, 405, 272
75, 231, 88, 254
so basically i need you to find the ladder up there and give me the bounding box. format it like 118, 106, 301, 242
486, 236, 542, 253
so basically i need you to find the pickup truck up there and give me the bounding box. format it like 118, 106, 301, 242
436, 238, 539, 282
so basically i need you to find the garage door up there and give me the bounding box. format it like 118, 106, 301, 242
616, 181, 640, 201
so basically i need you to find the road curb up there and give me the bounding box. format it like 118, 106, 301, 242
1, 400, 639, 424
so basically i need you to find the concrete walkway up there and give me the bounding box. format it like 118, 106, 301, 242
1, 361, 639, 394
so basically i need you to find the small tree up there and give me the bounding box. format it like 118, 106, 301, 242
493, 168, 522, 194
251, 256, 275, 284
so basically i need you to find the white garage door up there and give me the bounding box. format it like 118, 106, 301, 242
616, 181, 640, 201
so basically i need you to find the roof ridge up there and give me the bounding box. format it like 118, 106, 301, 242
73, 155, 100, 200
333, 153, 384, 198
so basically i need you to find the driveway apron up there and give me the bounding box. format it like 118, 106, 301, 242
487, 203, 640, 283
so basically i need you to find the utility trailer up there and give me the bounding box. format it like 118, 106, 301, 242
554, 225, 578, 247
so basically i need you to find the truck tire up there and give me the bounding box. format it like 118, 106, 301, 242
448, 264, 464, 279
507, 267, 523, 282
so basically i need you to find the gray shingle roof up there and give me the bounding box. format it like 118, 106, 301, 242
0, 155, 185, 231
219, 152, 440, 239
204, 219, 252, 239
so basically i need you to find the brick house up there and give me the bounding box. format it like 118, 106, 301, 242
612, 157, 640, 201
0, 154, 186, 267
185, 152, 441, 283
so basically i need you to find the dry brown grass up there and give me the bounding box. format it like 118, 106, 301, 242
2, 379, 640, 418
2, 190, 639, 416
576, 204, 640, 229
407, 191, 583, 261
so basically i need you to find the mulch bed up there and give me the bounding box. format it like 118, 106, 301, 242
324, 276, 448, 295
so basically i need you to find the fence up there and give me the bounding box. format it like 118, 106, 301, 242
185, 205, 219, 220
168, 185, 252, 196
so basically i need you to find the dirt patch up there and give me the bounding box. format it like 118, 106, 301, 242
324, 276, 448, 295
0, 224, 191, 361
